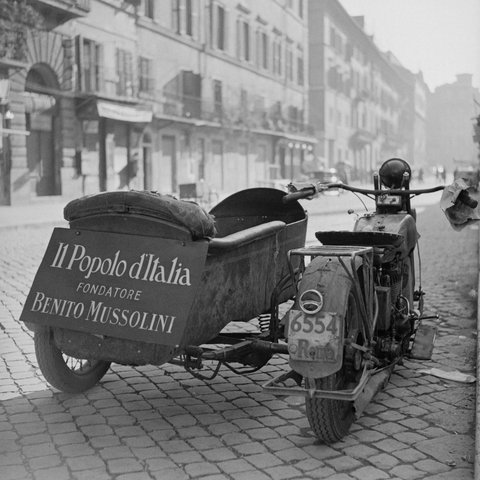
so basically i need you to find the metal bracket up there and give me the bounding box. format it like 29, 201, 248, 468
263, 364, 371, 402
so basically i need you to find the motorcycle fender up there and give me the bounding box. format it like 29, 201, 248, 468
287, 255, 352, 379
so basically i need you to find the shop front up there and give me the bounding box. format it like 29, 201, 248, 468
77, 99, 152, 195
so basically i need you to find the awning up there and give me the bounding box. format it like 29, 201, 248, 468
0, 79, 10, 103
23, 92, 57, 114
252, 127, 318, 144
97, 101, 152, 123
0, 127, 29, 136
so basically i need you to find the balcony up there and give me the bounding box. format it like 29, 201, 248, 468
349, 129, 375, 148
0, 26, 38, 66
155, 92, 314, 137
31, 0, 90, 22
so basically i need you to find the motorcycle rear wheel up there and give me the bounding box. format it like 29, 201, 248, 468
34, 330, 111, 393
305, 288, 361, 444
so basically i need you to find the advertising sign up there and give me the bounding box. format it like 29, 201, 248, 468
20, 228, 209, 346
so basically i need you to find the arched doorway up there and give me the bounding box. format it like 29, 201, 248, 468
24, 63, 61, 196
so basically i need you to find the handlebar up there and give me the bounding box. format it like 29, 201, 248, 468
283, 182, 478, 209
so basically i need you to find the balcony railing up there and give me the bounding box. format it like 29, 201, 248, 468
34, 0, 90, 15
73, 67, 314, 138
158, 92, 314, 136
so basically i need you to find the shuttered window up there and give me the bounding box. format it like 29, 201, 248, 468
76, 36, 104, 93
116, 48, 134, 97
139, 56, 154, 96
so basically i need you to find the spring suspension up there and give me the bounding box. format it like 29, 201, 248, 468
258, 314, 271, 333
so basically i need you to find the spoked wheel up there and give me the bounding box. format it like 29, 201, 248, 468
34, 330, 111, 393
305, 287, 364, 444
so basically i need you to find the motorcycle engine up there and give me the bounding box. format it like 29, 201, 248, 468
375, 259, 413, 361
379, 258, 409, 305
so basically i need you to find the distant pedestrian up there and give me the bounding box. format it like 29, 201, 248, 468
418, 168, 424, 183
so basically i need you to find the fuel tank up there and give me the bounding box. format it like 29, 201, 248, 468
354, 213, 418, 262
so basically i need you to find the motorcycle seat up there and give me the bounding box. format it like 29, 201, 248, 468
315, 231, 404, 248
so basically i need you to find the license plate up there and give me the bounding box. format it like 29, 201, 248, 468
287, 310, 343, 363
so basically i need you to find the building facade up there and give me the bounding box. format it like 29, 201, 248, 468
308, 0, 424, 181
386, 53, 429, 172
427, 73, 480, 173
0, 0, 315, 205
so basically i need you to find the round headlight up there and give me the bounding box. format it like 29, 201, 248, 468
379, 158, 411, 188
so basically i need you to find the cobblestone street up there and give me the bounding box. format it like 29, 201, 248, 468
0, 198, 478, 480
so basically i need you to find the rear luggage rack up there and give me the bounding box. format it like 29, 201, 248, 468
287, 244, 375, 342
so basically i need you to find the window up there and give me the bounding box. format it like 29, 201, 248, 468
77, 37, 103, 93
237, 18, 250, 61
259, 31, 268, 69
144, 0, 154, 19
330, 26, 335, 46
139, 57, 154, 96
286, 45, 293, 82
273, 37, 282, 76
298, 0, 304, 18
297, 55, 304, 86
116, 48, 134, 97
211, 3, 227, 50
172, 0, 196, 38
213, 79, 222, 117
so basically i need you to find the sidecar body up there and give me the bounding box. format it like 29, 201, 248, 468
21, 188, 307, 367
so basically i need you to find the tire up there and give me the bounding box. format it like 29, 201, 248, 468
34, 330, 111, 393
305, 287, 362, 444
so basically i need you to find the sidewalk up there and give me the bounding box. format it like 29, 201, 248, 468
0, 177, 440, 231
0, 200, 67, 230
0, 188, 357, 231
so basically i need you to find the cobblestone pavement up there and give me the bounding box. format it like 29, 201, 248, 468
0, 198, 477, 480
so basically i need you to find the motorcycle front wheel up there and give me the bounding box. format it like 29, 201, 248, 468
34, 330, 111, 393
305, 287, 361, 444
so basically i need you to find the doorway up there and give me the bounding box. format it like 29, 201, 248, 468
153, 135, 175, 194
25, 66, 60, 196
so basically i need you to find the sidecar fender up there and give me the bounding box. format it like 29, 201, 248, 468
287, 256, 354, 379
24, 322, 45, 333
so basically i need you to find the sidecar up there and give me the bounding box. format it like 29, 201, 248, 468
20, 188, 307, 393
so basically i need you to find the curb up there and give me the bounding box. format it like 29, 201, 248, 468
0, 220, 67, 232
474, 184, 480, 477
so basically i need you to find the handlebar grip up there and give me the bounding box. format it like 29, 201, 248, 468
283, 189, 315, 203
457, 190, 478, 209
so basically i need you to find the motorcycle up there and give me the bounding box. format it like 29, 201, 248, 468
20, 158, 477, 444
263, 157, 478, 443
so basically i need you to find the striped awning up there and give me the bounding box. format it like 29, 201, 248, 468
97, 101, 152, 123
23, 92, 57, 114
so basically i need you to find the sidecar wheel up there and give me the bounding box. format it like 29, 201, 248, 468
34, 331, 111, 393
305, 288, 361, 444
